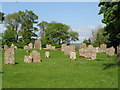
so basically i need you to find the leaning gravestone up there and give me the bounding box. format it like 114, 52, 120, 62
30, 50, 41, 62
4, 45, 9, 50
34, 40, 41, 49
117, 46, 120, 61
106, 47, 115, 56
61, 44, 67, 51
80, 43, 87, 49
4, 48, 15, 64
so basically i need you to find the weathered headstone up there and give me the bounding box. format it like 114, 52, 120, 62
69, 45, 76, 52
4, 48, 15, 64
117, 46, 120, 61
70, 52, 76, 60
24, 45, 29, 49
28, 43, 33, 49
99, 44, 107, 52
30, 50, 41, 62
64, 46, 70, 55
24, 55, 32, 63
4, 45, 9, 50
106, 47, 115, 56
79, 46, 96, 60
51, 46, 55, 50
34, 40, 40, 49
45, 51, 50, 58
95, 47, 99, 53
61, 44, 67, 51
80, 43, 87, 49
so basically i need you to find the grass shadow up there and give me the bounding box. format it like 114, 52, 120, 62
103, 61, 120, 70
96, 59, 105, 61
0, 72, 4, 74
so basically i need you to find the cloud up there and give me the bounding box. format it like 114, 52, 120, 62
71, 25, 102, 43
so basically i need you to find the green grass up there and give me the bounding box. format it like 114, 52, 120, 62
1, 49, 119, 88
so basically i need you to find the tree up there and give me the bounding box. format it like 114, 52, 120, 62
69, 31, 79, 43
41, 22, 79, 47
18, 10, 38, 46
2, 29, 16, 47
0, 12, 5, 22
37, 21, 49, 38
98, 1, 120, 50
83, 38, 91, 45
3, 10, 38, 48
4, 12, 20, 44
90, 26, 109, 47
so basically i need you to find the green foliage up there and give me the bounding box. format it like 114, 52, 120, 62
83, 38, 91, 45
2, 29, 17, 47
98, 1, 120, 49
3, 10, 38, 48
0, 12, 4, 22
91, 26, 109, 47
39, 22, 79, 47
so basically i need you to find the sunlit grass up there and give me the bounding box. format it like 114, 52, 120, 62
2, 49, 118, 88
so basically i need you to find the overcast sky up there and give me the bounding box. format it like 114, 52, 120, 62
1, 2, 105, 43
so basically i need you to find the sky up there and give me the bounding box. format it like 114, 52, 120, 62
1, 2, 105, 43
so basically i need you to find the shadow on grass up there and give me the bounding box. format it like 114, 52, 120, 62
96, 59, 105, 61
103, 61, 120, 70
0, 72, 4, 74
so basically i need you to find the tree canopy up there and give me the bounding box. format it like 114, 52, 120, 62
98, 1, 120, 49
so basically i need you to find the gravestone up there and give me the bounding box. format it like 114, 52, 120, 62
24, 45, 29, 49
99, 44, 107, 52
69, 45, 76, 52
4, 45, 9, 50
64, 46, 70, 55
117, 46, 120, 61
24, 55, 32, 63
28, 43, 33, 49
80, 43, 87, 49
39, 40, 42, 50
34, 40, 41, 49
95, 47, 99, 53
106, 47, 115, 56
46, 44, 51, 49
70, 52, 76, 60
45, 51, 50, 58
79, 46, 96, 60
61, 44, 67, 51
4, 48, 15, 64
30, 50, 41, 62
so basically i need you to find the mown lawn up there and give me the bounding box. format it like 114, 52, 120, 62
1, 49, 119, 88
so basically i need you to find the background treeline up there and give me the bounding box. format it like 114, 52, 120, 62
0, 10, 79, 48
0, 1, 120, 50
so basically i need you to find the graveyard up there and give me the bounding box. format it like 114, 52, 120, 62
0, 1, 120, 89
1, 43, 119, 88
